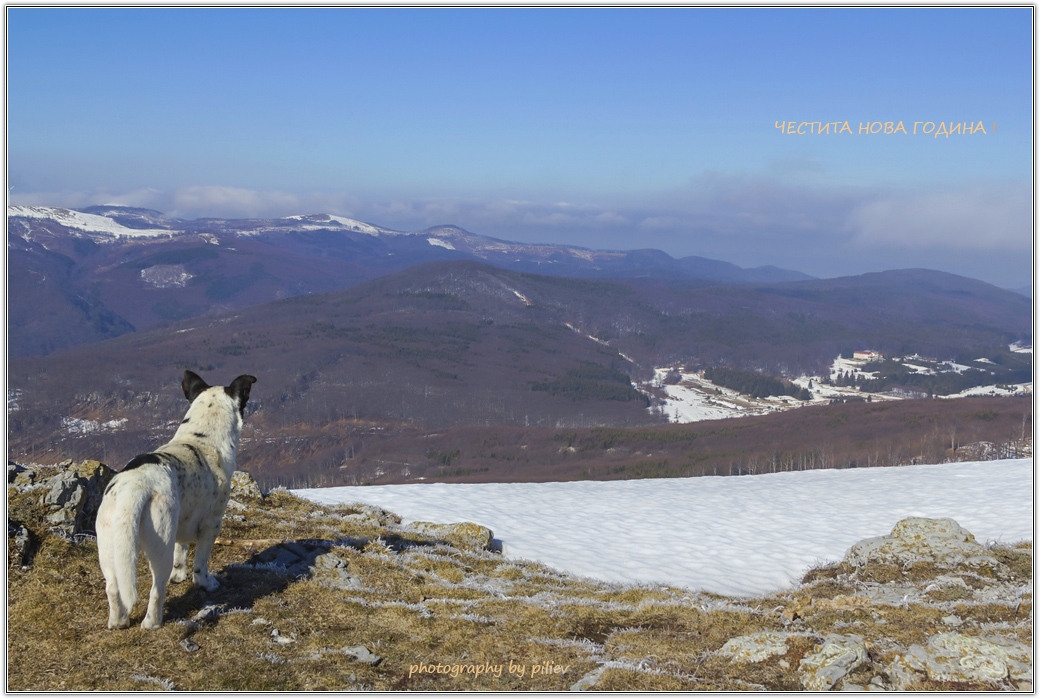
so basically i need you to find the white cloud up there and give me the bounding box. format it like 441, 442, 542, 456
846, 185, 1031, 250
170, 186, 301, 219
639, 216, 681, 229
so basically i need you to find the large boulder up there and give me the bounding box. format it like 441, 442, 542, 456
40, 460, 115, 536
230, 470, 264, 503
843, 517, 1003, 570
406, 521, 495, 552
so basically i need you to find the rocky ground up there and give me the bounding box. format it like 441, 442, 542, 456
6, 460, 1034, 691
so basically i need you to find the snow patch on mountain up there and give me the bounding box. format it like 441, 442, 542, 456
61, 417, 128, 434
8, 205, 172, 238
427, 237, 456, 250
509, 288, 533, 306
282, 213, 393, 236
941, 383, 1033, 399
563, 322, 633, 362
140, 265, 193, 288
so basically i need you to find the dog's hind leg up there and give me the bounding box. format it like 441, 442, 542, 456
191, 520, 222, 592
169, 542, 189, 583
96, 484, 141, 629
139, 495, 177, 630
97, 526, 131, 629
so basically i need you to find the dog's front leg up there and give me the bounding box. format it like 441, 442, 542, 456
191, 520, 222, 592
169, 542, 190, 583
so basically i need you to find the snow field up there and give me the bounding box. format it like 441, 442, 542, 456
295, 458, 1033, 598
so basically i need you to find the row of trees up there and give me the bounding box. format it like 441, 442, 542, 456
531, 361, 647, 404
703, 367, 812, 400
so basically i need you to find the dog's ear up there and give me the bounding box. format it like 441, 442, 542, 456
182, 370, 211, 403
225, 375, 257, 414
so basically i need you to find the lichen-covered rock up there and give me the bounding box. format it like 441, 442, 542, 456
843, 517, 1003, 571
342, 503, 401, 527
407, 521, 494, 552
342, 645, 381, 666
718, 631, 793, 663
39, 460, 115, 536
895, 632, 1032, 686
230, 470, 263, 502
311, 551, 363, 590
798, 634, 868, 691
839, 677, 887, 692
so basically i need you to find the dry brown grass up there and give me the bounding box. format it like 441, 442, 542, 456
7, 485, 1033, 691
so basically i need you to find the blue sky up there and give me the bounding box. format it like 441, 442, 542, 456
7, 7, 1034, 287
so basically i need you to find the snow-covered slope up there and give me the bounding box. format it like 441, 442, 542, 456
7, 205, 401, 240
296, 458, 1032, 598
280, 213, 399, 236
8, 205, 173, 238
645, 353, 1033, 425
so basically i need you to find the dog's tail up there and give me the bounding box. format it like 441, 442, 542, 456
96, 476, 151, 615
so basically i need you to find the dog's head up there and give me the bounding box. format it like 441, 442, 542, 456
182, 370, 257, 418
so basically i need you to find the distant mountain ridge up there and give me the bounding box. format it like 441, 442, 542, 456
7, 204, 812, 357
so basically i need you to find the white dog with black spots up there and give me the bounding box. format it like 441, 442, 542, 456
96, 370, 256, 629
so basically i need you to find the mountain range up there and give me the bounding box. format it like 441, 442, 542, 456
7, 205, 811, 357
7, 204, 1032, 486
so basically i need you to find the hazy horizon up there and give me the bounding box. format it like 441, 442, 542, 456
7, 7, 1033, 288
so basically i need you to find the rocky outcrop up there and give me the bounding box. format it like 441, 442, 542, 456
341, 503, 401, 528
8, 462, 26, 483
233, 540, 364, 590
230, 470, 264, 502
12, 460, 116, 537
717, 631, 793, 663
311, 550, 365, 590
797, 634, 868, 691
889, 632, 1033, 688
405, 521, 495, 552
714, 517, 1032, 691
843, 517, 1004, 572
